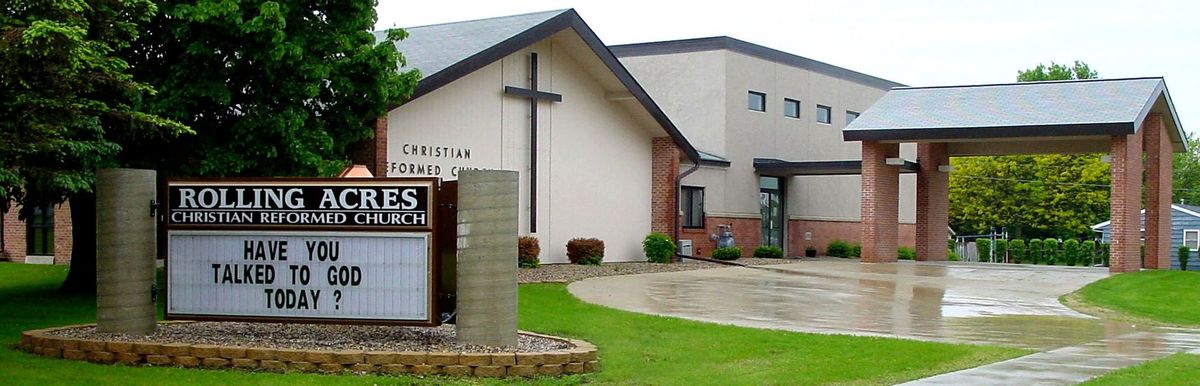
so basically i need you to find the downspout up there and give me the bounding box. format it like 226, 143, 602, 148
673, 162, 700, 261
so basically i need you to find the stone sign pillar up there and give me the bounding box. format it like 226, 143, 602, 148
96, 168, 157, 334
456, 170, 518, 346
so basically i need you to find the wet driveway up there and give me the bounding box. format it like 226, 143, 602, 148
567, 259, 1200, 384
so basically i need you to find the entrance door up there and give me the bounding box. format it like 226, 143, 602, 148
759, 176, 784, 248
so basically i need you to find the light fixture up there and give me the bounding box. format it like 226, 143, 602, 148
938, 165, 954, 172
885, 157, 905, 166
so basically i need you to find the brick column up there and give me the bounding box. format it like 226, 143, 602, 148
1110, 131, 1144, 273
916, 143, 949, 261
651, 137, 680, 235
1143, 113, 1172, 270
349, 117, 389, 177
861, 141, 900, 263
53, 200, 73, 265
2, 204, 25, 261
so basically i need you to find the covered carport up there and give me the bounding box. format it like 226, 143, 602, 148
843, 77, 1186, 273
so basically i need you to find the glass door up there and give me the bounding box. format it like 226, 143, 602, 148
760, 176, 783, 248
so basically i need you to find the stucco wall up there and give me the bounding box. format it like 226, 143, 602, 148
388, 35, 662, 263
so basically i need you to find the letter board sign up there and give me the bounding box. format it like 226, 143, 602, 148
164, 178, 440, 325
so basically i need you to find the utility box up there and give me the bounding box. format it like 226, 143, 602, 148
678, 240, 693, 256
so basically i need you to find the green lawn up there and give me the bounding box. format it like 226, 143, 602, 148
0, 262, 1027, 385
1082, 353, 1200, 386
1073, 270, 1200, 326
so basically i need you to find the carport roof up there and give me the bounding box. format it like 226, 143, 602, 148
754, 158, 918, 176
843, 77, 1186, 152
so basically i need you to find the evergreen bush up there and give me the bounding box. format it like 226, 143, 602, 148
566, 238, 605, 265
994, 239, 1008, 263
948, 248, 960, 261
1009, 239, 1026, 264
1180, 245, 1192, 271
712, 246, 743, 260
643, 233, 675, 264
827, 240, 852, 258
976, 239, 992, 262
850, 243, 862, 258
1063, 239, 1081, 266
1028, 239, 1043, 265
897, 246, 916, 260
754, 245, 785, 259
1081, 240, 1096, 266
1043, 238, 1060, 265
1101, 243, 1111, 267
518, 236, 541, 268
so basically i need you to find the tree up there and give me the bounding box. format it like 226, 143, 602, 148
1173, 132, 1200, 205
949, 61, 1108, 239
1, 0, 190, 291
124, 0, 420, 177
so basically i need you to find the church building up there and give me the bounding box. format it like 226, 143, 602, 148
356, 9, 699, 262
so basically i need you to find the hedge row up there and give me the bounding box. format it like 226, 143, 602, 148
974, 238, 1109, 266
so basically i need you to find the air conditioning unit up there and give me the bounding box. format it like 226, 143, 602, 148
678, 240, 693, 256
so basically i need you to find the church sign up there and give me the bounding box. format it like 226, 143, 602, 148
164, 178, 440, 326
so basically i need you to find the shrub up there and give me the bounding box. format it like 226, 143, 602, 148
994, 239, 1008, 262
1043, 238, 1060, 265
1101, 243, 1111, 267
976, 239, 992, 262
566, 238, 605, 265
1009, 239, 1026, 264
712, 246, 742, 260
897, 246, 916, 260
518, 236, 541, 268
1081, 240, 1097, 266
643, 233, 675, 264
754, 245, 784, 259
850, 243, 862, 258
1063, 239, 1081, 266
948, 248, 960, 261
1180, 245, 1192, 271
827, 240, 852, 258
1028, 239, 1043, 265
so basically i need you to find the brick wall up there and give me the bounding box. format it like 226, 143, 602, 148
2, 205, 23, 262
651, 137, 679, 235
1143, 113, 1172, 270
1110, 131, 1143, 273
860, 141, 900, 263
2, 200, 73, 264
679, 216, 760, 257
788, 219, 915, 256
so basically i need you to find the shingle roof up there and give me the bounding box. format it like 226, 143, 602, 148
843, 77, 1185, 151
376, 10, 567, 80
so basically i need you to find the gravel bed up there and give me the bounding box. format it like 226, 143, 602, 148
519, 257, 802, 283
48, 322, 568, 353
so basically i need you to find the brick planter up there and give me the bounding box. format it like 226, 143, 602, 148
19, 322, 598, 378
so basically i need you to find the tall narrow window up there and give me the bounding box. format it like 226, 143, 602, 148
783, 98, 800, 118
816, 105, 832, 124
748, 91, 766, 112
26, 204, 53, 255
1186, 230, 1200, 251
681, 186, 705, 228
846, 111, 860, 124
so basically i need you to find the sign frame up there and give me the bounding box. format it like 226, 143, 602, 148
162, 177, 442, 326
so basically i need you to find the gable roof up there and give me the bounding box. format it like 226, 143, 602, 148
844, 77, 1187, 151
376, 9, 699, 162
1091, 204, 1200, 230
610, 36, 905, 91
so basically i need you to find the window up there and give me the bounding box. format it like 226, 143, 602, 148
26, 204, 53, 256
816, 105, 832, 124
1186, 230, 1200, 251
748, 91, 766, 112
681, 186, 705, 228
783, 98, 800, 118
846, 111, 860, 124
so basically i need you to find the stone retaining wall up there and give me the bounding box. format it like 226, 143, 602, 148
19, 324, 598, 378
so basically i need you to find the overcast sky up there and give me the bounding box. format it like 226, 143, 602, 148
376, 0, 1198, 136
